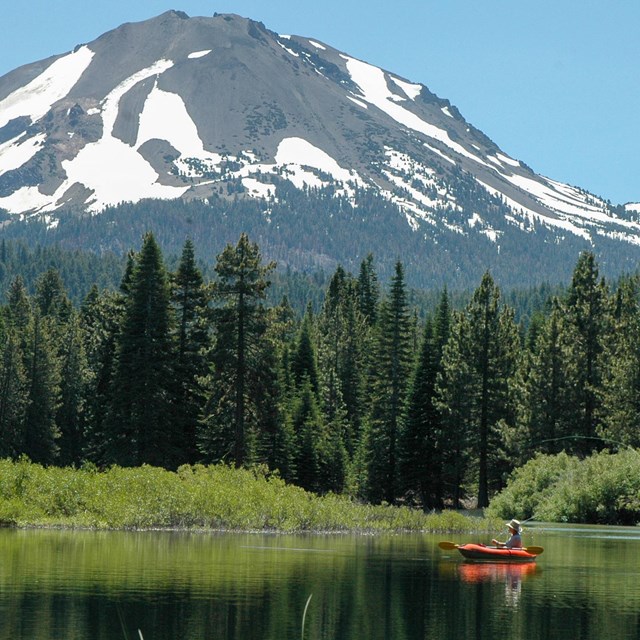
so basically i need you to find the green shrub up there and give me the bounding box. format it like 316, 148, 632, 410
487, 449, 640, 525
0, 459, 497, 533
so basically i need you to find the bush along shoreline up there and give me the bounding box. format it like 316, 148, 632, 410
486, 449, 640, 526
0, 458, 502, 534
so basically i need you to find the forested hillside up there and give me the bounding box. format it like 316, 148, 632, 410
4, 186, 631, 291
0, 233, 635, 508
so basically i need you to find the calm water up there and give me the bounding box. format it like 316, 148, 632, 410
1, 523, 640, 639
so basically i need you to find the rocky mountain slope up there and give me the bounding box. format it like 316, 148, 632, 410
1, 11, 638, 287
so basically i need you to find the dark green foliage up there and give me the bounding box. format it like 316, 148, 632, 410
3, 234, 640, 520
291, 307, 319, 393
437, 275, 520, 508
518, 301, 570, 455
398, 289, 450, 508
80, 288, 122, 463
106, 233, 177, 467
199, 233, 277, 467
365, 262, 413, 503
465, 273, 519, 507
561, 252, 608, 456
598, 275, 640, 448
23, 311, 60, 464
171, 240, 210, 463
0, 331, 27, 457
56, 313, 89, 466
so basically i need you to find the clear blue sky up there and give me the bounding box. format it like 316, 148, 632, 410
3, 0, 639, 204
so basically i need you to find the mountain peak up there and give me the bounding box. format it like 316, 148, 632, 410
0, 10, 639, 286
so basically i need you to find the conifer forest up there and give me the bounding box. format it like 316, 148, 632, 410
0, 232, 637, 509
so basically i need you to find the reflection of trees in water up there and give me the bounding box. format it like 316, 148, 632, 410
3, 531, 640, 639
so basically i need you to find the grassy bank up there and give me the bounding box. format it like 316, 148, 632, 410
0, 458, 498, 533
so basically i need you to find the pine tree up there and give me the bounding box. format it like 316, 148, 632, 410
0, 330, 28, 458
398, 289, 450, 508
56, 312, 89, 466
316, 266, 368, 458
290, 377, 324, 492
561, 252, 608, 456
598, 276, 640, 447
23, 311, 60, 464
291, 305, 319, 393
436, 311, 475, 508
35, 268, 72, 321
199, 233, 276, 466
171, 239, 210, 463
6, 276, 31, 331
465, 272, 519, 507
365, 262, 413, 503
80, 287, 123, 464
357, 253, 379, 326
106, 233, 176, 468
519, 300, 569, 455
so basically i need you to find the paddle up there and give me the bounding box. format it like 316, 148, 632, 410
438, 541, 544, 555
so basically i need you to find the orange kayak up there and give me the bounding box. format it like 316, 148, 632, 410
456, 543, 537, 563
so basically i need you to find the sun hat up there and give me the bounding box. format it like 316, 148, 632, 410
506, 519, 522, 533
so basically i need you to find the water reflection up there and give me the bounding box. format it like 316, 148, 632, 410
457, 562, 539, 607
1, 527, 640, 639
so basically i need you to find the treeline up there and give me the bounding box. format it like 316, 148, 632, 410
6, 186, 635, 291
0, 233, 636, 508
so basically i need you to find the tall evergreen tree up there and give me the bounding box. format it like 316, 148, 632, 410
398, 288, 451, 508
0, 330, 28, 458
35, 268, 72, 321
598, 276, 640, 447
465, 273, 519, 507
436, 311, 475, 508
317, 266, 369, 456
561, 252, 608, 456
291, 305, 319, 394
56, 312, 89, 466
171, 239, 210, 463
518, 300, 569, 455
106, 233, 176, 468
6, 276, 31, 331
357, 253, 379, 326
199, 233, 277, 467
365, 262, 413, 503
23, 311, 60, 464
80, 287, 123, 464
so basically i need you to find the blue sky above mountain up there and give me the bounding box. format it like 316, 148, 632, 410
1, 0, 639, 206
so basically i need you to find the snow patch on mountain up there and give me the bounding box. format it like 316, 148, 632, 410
275, 137, 359, 187
505, 172, 614, 224
496, 152, 519, 167
48, 59, 187, 212
137, 84, 222, 166
342, 55, 490, 167
0, 132, 45, 174
188, 50, 211, 59
476, 177, 593, 241
0, 46, 94, 129
390, 76, 422, 101
0, 185, 52, 212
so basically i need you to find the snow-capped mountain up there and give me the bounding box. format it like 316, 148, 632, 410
0, 11, 638, 286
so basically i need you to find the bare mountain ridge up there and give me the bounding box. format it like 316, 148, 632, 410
1, 10, 639, 287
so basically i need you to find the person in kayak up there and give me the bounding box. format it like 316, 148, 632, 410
492, 519, 523, 548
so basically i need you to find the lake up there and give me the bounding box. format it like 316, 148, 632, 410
0, 523, 639, 639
